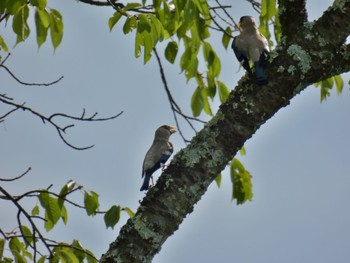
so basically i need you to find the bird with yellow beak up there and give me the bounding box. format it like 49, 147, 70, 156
140, 125, 176, 191
231, 16, 270, 85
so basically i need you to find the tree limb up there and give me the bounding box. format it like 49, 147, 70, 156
0, 94, 123, 150
100, 1, 350, 262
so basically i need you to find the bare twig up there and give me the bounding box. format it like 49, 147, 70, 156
0, 64, 64, 86
0, 94, 123, 150
0, 167, 32, 182
153, 48, 206, 143
0, 54, 64, 86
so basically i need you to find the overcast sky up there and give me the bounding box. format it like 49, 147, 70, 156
1, 0, 350, 262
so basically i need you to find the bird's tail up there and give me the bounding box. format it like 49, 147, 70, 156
254, 61, 268, 85
254, 50, 269, 85
140, 174, 151, 191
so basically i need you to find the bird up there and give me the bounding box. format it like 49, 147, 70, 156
140, 125, 176, 191
231, 16, 270, 85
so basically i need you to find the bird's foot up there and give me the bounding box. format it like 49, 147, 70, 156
161, 163, 169, 171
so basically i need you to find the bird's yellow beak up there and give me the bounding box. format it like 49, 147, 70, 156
168, 126, 177, 134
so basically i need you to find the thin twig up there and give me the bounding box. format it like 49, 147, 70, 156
0, 167, 32, 182
0, 94, 123, 150
153, 48, 206, 143
0, 64, 64, 86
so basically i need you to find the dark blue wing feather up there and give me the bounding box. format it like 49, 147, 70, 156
231, 37, 252, 74
140, 144, 174, 191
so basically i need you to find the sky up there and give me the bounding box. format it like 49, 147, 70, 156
1, 0, 350, 262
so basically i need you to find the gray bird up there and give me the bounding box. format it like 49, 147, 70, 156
231, 16, 270, 85
140, 125, 176, 191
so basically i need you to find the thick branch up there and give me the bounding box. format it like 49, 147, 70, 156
278, 0, 308, 44
313, 0, 350, 47
100, 1, 350, 262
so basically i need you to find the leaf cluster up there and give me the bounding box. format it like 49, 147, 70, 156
0, 175, 135, 262
0, 0, 63, 53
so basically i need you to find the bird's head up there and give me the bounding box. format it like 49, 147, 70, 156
155, 125, 177, 140
238, 16, 257, 31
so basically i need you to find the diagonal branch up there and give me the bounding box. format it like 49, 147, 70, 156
313, 0, 350, 47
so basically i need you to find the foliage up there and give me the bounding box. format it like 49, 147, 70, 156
0, 0, 63, 51
0, 175, 134, 262
1, 0, 349, 262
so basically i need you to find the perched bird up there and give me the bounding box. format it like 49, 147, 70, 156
140, 125, 176, 191
231, 16, 270, 85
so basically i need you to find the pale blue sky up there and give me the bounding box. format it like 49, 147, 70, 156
1, 0, 350, 262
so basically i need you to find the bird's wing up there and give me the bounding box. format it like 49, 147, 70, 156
231, 36, 252, 74
142, 141, 173, 177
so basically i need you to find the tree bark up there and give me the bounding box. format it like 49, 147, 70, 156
100, 1, 350, 262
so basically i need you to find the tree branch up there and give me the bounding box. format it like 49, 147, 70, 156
0, 167, 32, 182
0, 54, 64, 86
153, 48, 205, 143
100, 2, 350, 262
313, 0, 350, 47
278, 0, 308, 44
0, 94, 123, 150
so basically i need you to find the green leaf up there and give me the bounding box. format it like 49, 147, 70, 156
191, 86, 204, 117
30, 0, 47, 9
135, 30, 143, 58
5, 0, 26, 15
9, 237, 31, 262
20, 225, 34, 246
49, 9, 64, 50
0, 239, 5, 259
104, 205, 121, 229
192, 0, 210, 18
38, 192, 61, 231
35, 8, 50, 48
239, 147, 246, 156
149, 14, 164, 43
61, 204, 68, 224
58, 180, 76, 209
215, 173, 222, 188
320, 77, 333, 102
222, 27, 232, 49
84, 191, 100, 216
0, 36, 9, 52
142, 32, 154, 63
12, 5, 30, 44
165, 41, 178, 64
334, 75, 344, 94
31, 204, 39, 216
230, 158, 253, 205
122, 207, 135, 218
201, 87, 212, 116
138, 14, 151, 33
123, 16, 137, 34
203, 41, 221, 78
70, 240, 85, 262
55, 248, 79, 263
217, 80, 229, 103
85, 249, 98, 263
37, 256, 47, 263
108, 12, 122, 31
123, 2, 142, 10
